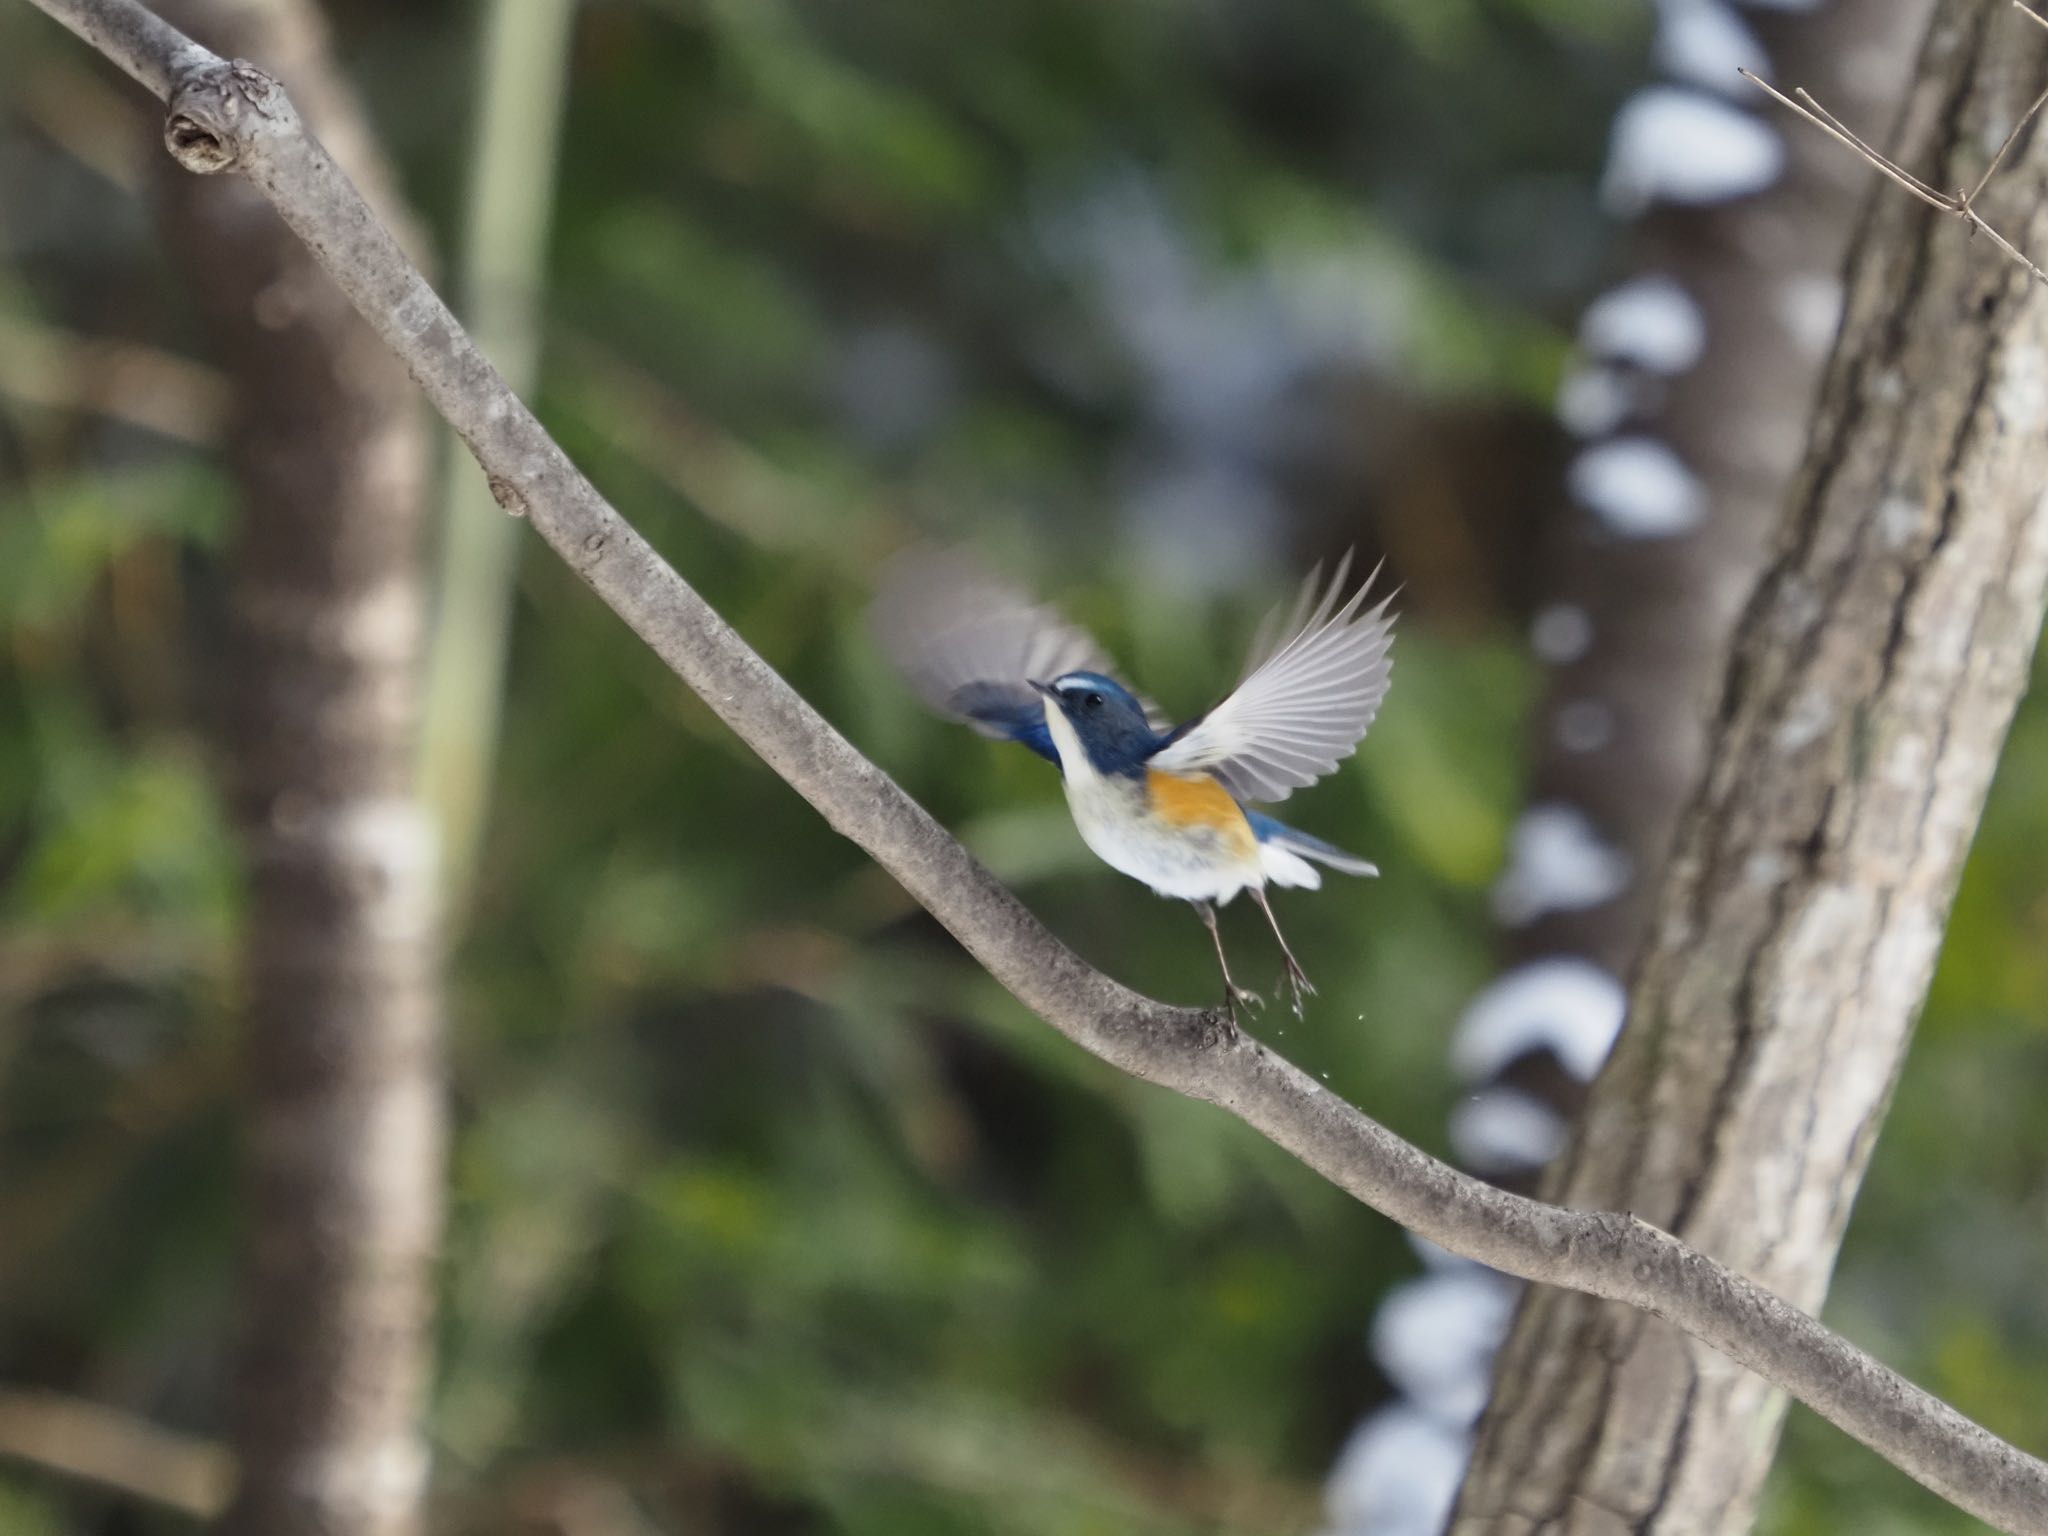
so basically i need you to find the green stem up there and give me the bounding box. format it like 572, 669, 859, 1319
418, 0, 577, 910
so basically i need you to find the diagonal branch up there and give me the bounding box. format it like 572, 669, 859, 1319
18, 0, 2048, 1530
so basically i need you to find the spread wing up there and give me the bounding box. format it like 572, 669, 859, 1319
1149, 551, 1396, 803
870, 546, 1125, 758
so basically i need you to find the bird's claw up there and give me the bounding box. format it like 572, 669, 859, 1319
1276, 962, 1317, 1019
1225, 983, 1265, 1021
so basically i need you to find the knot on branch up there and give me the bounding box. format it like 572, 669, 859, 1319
485, 473, 530, 519
164, 59, 293, 176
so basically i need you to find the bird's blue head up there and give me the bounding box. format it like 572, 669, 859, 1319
1031, 671, 1158, 777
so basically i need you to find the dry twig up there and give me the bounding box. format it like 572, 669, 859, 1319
1741, 2, 2048, 284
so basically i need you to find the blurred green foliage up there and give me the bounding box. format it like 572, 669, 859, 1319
0, 0, 2042, 1533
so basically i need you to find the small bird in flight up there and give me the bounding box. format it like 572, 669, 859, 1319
873, 546, 1396, 1017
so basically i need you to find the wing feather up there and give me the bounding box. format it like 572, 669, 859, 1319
870, 546, 1128, 741
1151, 554, 1396, 803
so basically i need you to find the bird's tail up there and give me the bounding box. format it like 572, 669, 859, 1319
1246, 811, 1379, 889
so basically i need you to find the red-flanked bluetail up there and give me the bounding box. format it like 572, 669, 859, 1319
873, 547, 1396, 1017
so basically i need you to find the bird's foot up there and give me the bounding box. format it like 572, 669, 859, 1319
1276, 959, 1317, 1019
1224, 982, 1265, 1021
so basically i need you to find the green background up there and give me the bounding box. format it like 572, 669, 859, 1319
0, 1, 2041, 1531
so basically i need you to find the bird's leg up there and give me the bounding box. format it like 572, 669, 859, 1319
1193, 901, 1262, 1018
1249, 885, 1316, 1018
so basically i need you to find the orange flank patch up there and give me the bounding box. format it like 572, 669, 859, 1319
1145, 770, 1255, 851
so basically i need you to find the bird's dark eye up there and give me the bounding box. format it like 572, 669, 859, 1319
1084, 692, 1104, 709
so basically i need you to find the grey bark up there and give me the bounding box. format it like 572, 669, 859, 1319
1519, 0, 1932, 992
1342, 5, 1931, 1530
22, 0, 2048, 1529
1451, 5, 2048, 1532
150, 1, 443, 1533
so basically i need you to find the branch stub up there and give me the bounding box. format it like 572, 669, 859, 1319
164, 59, 291, 176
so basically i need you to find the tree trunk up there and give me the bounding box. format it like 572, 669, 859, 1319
1506, 0, 1933, 1032
152, 2, 443, 1533
1332, 2, 1929, 1528
1451, 6, 2048, 1530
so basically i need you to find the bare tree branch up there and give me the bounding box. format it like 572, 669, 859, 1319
18, 1, 2048, 1530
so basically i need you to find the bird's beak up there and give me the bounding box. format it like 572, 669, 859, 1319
1028, 679, 1056, 699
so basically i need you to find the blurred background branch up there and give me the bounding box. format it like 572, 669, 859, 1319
0, 1388, 231, 1519
0, 310, 226, 444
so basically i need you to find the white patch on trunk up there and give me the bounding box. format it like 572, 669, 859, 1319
1556, 699, 1616, 754
1602, 87, 1784, 214
1450, 1086, 1570, 1171
1492, 804, 1632, 925
1776, 272, 1845, 356
1453, 957, 1628, 1083
1556, 364, 1638, 437
1568, 435, 1708, 537
1531, 603, 1595, 664
1321, 1405, 1470, 1536
1996, 343, 2048, 434
1371, 1269, 1521, 1423
1579, 275, 1707, 374
1653, 0, 1768, 95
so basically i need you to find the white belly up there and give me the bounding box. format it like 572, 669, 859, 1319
1062, 770, 1263, 903
1040, 697, 1265, 902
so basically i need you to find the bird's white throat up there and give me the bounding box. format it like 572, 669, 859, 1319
1041, 699, 1093, 783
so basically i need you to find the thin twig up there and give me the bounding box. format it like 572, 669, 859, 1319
1741, 70, 1955, 211
17, 1, 2048, 1532
1741, 6, 2048, 287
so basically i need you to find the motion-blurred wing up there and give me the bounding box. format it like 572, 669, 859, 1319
870, 546, 1120, 756
1150, 552, 1396, 803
